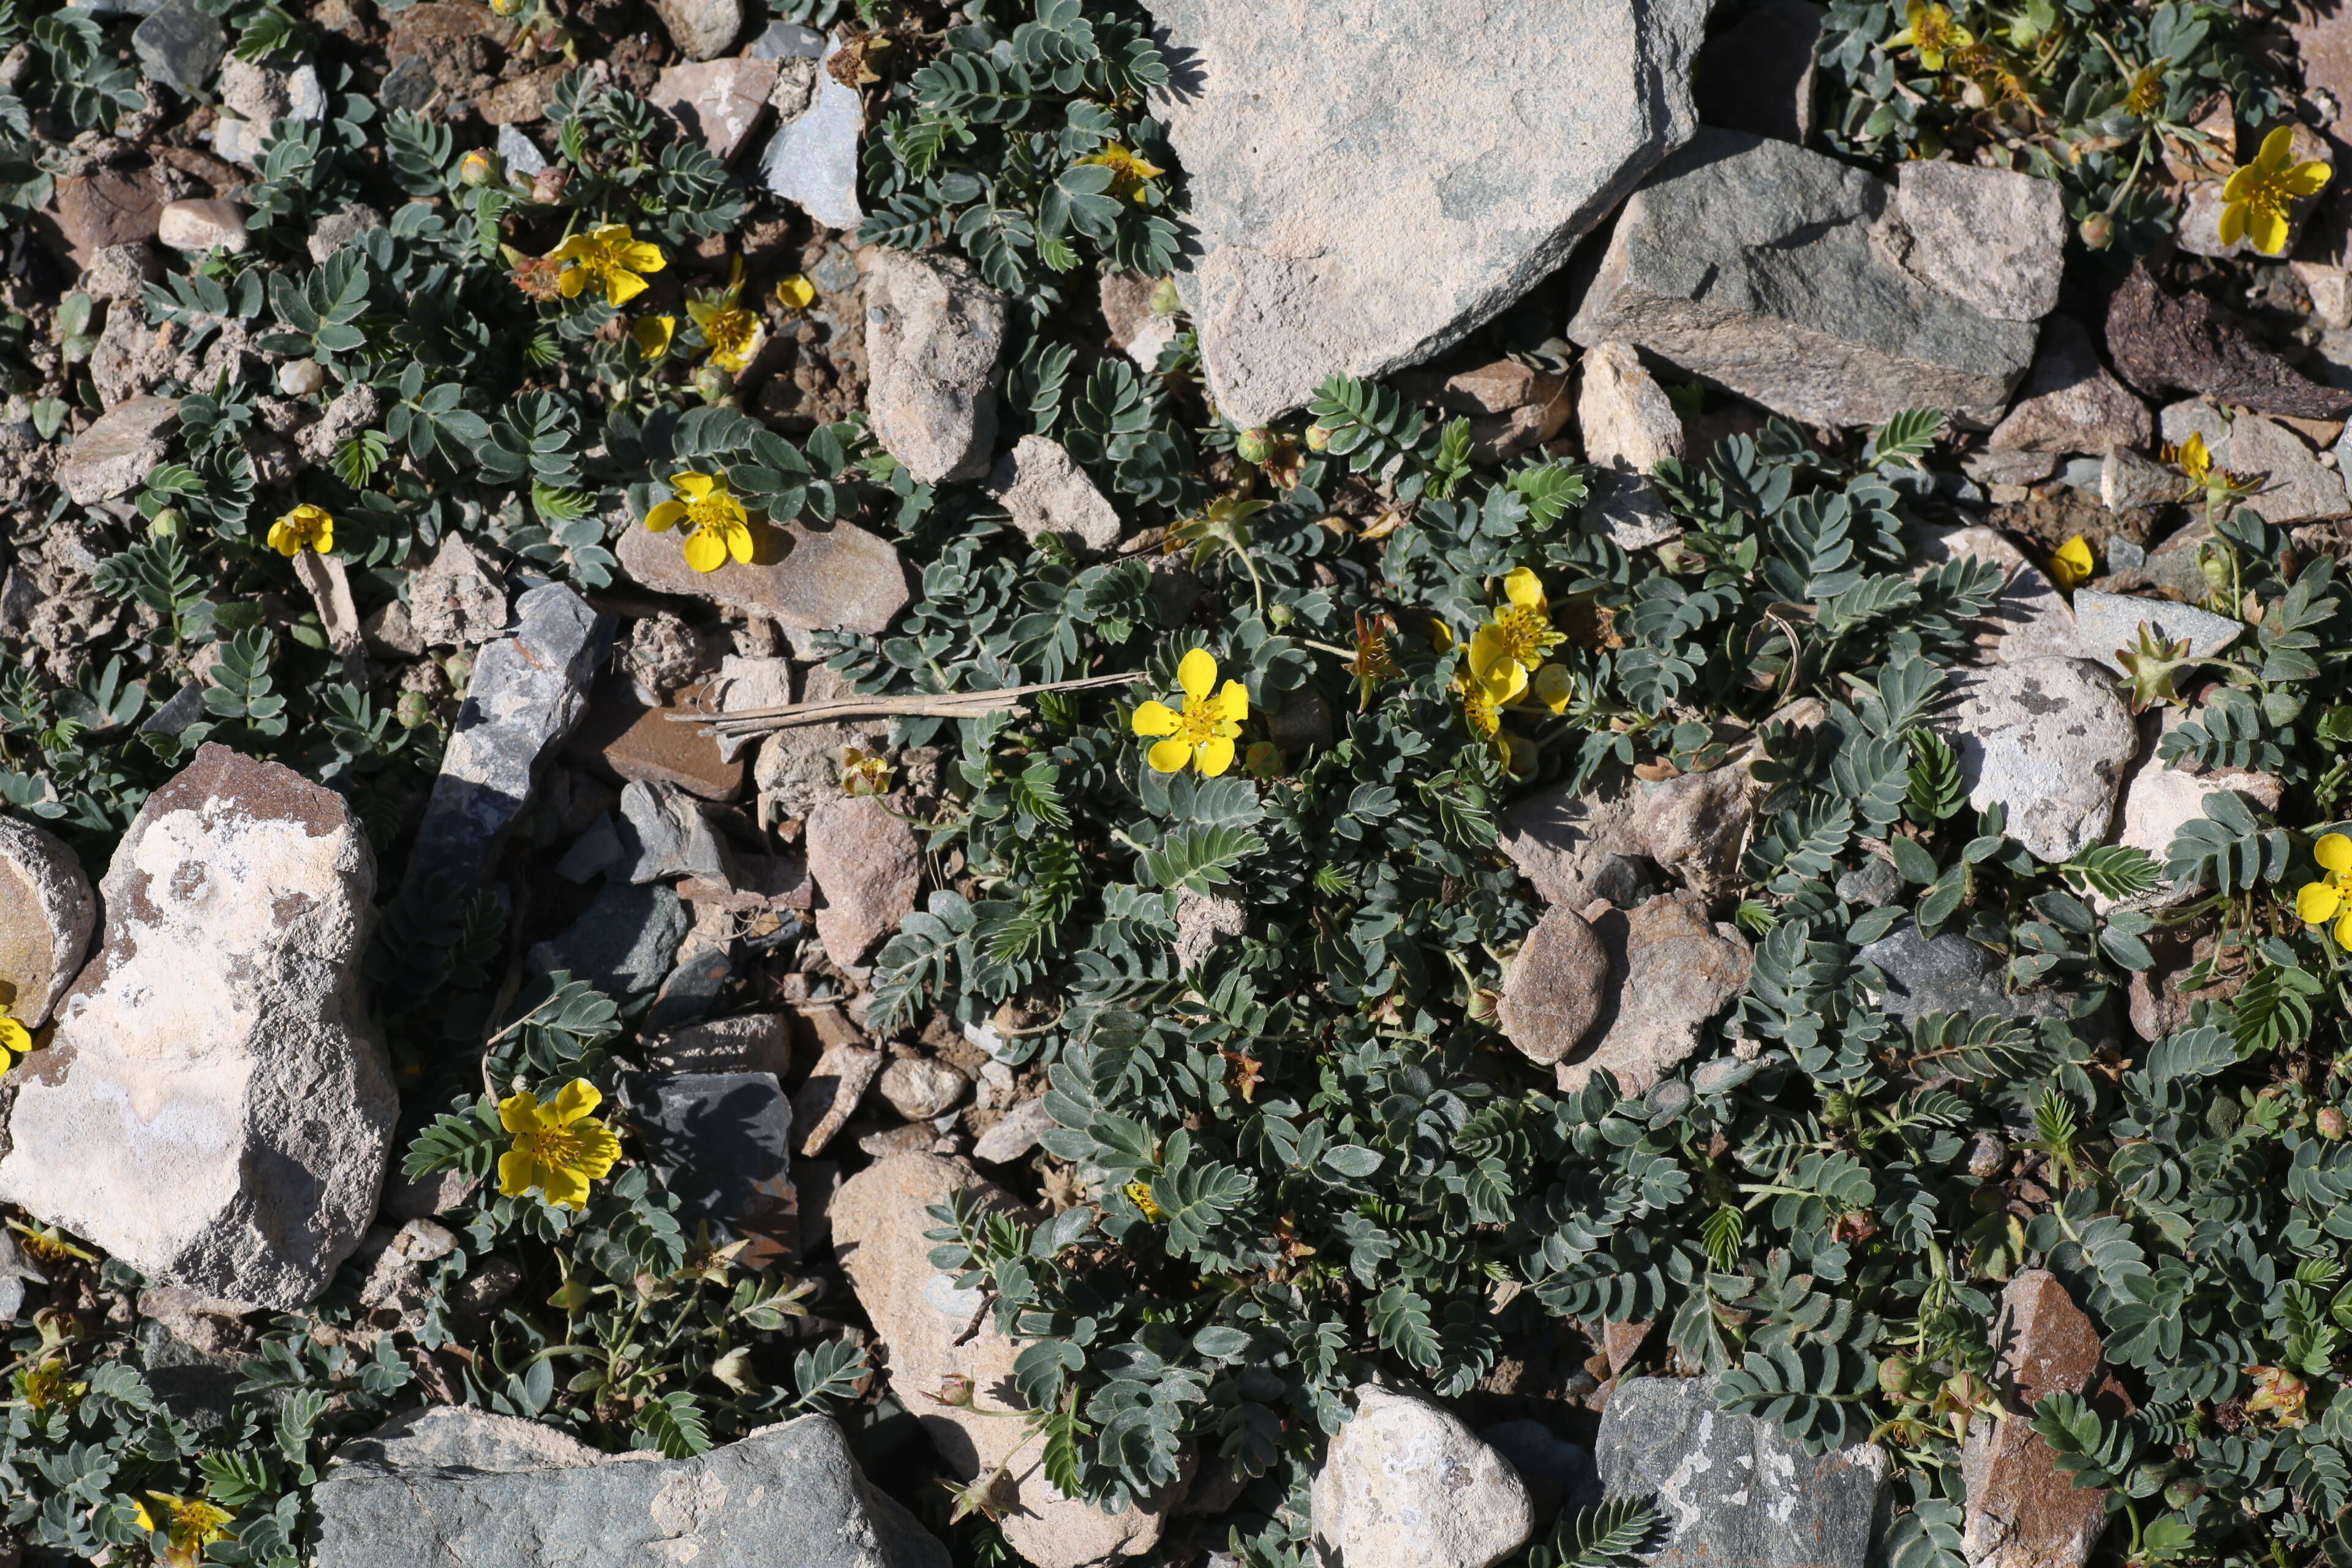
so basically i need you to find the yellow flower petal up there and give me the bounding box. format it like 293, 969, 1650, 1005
620, 242, 667, 274
558, 268, 587, 298
1132, 700, 1182, 737
1503, 567, 1547, 612
541, 1167, 591, 1210
633, 315, 674, 360
2319, 834, 2352, 875
646, 500, 687, 533
1195, 736, 1237, 777
2248, 206, 2291, 256
2299, 881, 2345, 924
0, 1017, 28, 1059
1213, 680, 1249, 723
1485, 661, 1529, 705
683, 529, 729, 573
497, 1147, 539, 1197
1531, 662, 1574, 715
1178, 647, 1218, 701
551, 235, 590, 262
2287, 160, 2335, 198
499, 1090, 544, 1136
2257, 125, 2298, 173
2339, 908, 2352, 951
605, 270, 650, 307
1468, 624, 1512, 679
674, 472, 715, 500
551, 1078, 601, 1123
725, 521, 756, 564
1146, 736, 1193, 773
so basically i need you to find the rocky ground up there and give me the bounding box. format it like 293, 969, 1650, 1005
7, 0, 2352, 1565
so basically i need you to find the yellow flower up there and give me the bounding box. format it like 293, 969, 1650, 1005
775, 274, 817, 312
0, 1002, 29, 1073
1132, 648, 1250, 777
842, 747, 895, 797
2125, 61, 2166, 119
1468, 567, 1566, 686
1457, 659, 1525, 741
135, 1494, 234, 1568
1079, 143, 1166, 202
550, 224, 666, 308
2171, 431, 2211, 488
2295, 832, 2352, 949
497, 1079, 621, 1210
644, 471, 756, 573
1885, 0, 1975, 70
633, 314, 676, 361
2047, 534, 2095, 591
17, 1357, 82, 1412
267, 503, 333, 557
1529, 662, 1575, 715
687, 260, 764, 375
1123, 1180, 1165, 1221
2219, 126, 2333, 257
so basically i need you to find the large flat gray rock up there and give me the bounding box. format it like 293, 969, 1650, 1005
312, 1409, 948, 1568
1147, 0, 1711, 427
1597, 1377, 1889, 1568
1568, 130, 2043, 427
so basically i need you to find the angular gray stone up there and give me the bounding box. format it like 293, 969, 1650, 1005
972, 1093, 1054, 1163
1311, 1384, 1532, 1568
649, 0, 739, 61
648, 1012, 792, 1078
1911, 523, 2079, 663
805, 791, 921, 969
1860, 919, 2081, 1025
616, 778, 733, 884
1597, 1377, 1890, 1568
1558, 893, 1751, 1095
1497, 904, 1610, 1068
1569, 130, 2040, 428
865, 249, 1007, 484
760, 70, 864, 230
1940, 656, 2135, 862
2068, 590, 2242, 674
1147, 0, 1710, 427
1987, 315, 2150, 456
649, 56, 777, 163
0, 745, 396, 1310
878, 1055, 969, 1121
986, 434, 1123, 551
406, 532, 508, 649
628, 1071, 794, 1259
748, 19, 825, 56
58, 394, 178, 507
614, 513, 908, 636
2158, 399, 2350, 525
0, 815, 98, 1028
1890, 162, 2064, 323
496, 123, 547, 179
401, 584, 612, 896
528, 882, 690, 996
2100, 447, 2180, 512
312, 1409, 948, 1568
132, 0, 225, 96
1579, 341, 1684, 472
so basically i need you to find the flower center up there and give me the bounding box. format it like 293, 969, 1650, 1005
1490, 605, 1562, 668
2239, 169, 2292, 215
685, 497, 734, 533
707, 311, 756, 353
1175, 694, 1224, 744
519, 1124, 597, 1169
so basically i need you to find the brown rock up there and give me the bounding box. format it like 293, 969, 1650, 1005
53, 163, 171, 261
1988, 315, 2152, 456
566, 682, 746, 802
805, 791, 921, 968
156, 198, 252, 255
57, 395, 179, 507
1394, 352, 1573, 459
790, 1039, 881, 1156
984, 435, 1124, 551
1555, 893, 1751, 1095
614, 514, 908, 636
1499, 764, 1751, 910
478, 64, 568, 124
0, 816, 99, 1028
407, 534, 508, 648
1496, 905, 1609, 1066
1962, 1270, 2130, 1568
831, 1155, 1166, 1568
2105, 263, 2352, 420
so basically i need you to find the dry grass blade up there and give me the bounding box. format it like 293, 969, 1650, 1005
673, 670, 1147, 734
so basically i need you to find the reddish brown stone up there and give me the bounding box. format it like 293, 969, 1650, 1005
1961, 1270, 2133, 1568
2105, 263, 2352, 420
53, 164, 170, 261
565, 681, 747, 802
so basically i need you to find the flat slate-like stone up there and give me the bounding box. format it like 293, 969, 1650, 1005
312, 1409, 948, 1568
1569, 130, 2041, 427
615, 514, 908, 636
1145, 0, 1711, 428
1597, 1376, 1890, 1568
2069, 590, 2242, 674
760, 70, 864, 230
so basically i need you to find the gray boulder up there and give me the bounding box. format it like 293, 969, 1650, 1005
401, 584, 612, 897
311, 1408, 947, 1568
1940, 656, 2135, 863
1597, 1377, 1890, 1568
2068, 590, 2241, 674
864, 249, 1007, 484
1146, 0, 1711, 428
1860, 919, 2079, 1026
1568, 130, 2043, 427
986, 434, 1124, 552
760, 71, 864, 230
0, 745, 396, 1310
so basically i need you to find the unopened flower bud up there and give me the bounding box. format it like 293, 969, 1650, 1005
1267, 602, 1294, 627
2320, 1106, 2346, 1140
1879, 1355, 1920, 1401
442, 652, 472, 692
1303, 424, 1332, 452
1822, 1089, 1856, 1126
2079, 211, 2114, 250
693, 364, 734, 404
396, 690, 434, 729
530, 166, 570, 205
458, 149, 499, 187
1147, 275, 1182, 316
149, 507, 185, 538
2201, 550, 2234, 589
1235, 427, 1274, 465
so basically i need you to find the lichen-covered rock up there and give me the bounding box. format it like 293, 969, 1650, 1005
1310, 1384, 1532, 1568
0, 815, 98, 1028
1569, 130, 2042, 426
1145, 0, 1710, 427
311, 1408, 948, 1568
832, 1155, 1166, 1568
0, 745, 396, 1310
1940, 657, 2136, 863
1597, 1377, 1890, 1568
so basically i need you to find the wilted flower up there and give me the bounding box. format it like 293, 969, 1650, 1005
497, 1079, 622, 1210
17, 1357, 81, 1412
645, 471, 755, 573
842, 748, 895, 796
1885, 0, 1974, 70
2220, 126, 2332, 257
1132, 648, 1250, 777
530, 165, 570, 204
509, 248, 565, 300
267, 503, 333, 557
2245, 1364, 2309, 1426
2046, 534, 2095, 591
1123, 1180, 1165, 1221
1077, 142, 1164, 201
1344, 611, 1398, 712
135, 1494, 234, 1568
550, 224, 666, 307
